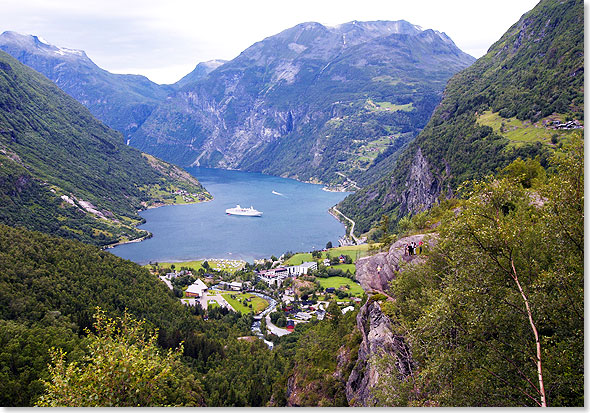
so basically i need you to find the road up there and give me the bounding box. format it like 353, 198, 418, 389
331, 206, 361, 244
335, 172, 360, 190
265, 315, 291, 336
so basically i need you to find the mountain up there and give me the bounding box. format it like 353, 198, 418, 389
130, 20, 475, 185
175, 59, 227, 89
0, 31, 174, 138
338, 0, 584, 235
0, 50, 210, 246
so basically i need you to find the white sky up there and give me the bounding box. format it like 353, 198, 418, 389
0, 0, 542, 84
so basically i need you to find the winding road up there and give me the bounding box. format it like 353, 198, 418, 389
331, 207, 361, 244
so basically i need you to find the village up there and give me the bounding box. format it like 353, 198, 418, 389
149, 245, 371, 340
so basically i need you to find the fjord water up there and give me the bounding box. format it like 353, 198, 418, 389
110, 167, 349, 264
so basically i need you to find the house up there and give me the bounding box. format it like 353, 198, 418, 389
257, 267, 290, 286
185, 279, 208, 298
295, 312, 312, 321
341, 305, 355, 314
286, 320, 295, 331
229, 281, 243, 291
323, 258, 331, 267
286, 261, 318, 276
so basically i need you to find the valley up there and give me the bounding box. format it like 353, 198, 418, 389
0, 0, 584, 407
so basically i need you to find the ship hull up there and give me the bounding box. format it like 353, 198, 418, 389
225, 205, 262, 216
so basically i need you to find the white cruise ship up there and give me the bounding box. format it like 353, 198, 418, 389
225, 204, 262, 217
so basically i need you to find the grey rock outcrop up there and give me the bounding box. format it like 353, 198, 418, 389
347, 233, 437, 406
355, 233, 433, 292
346, 299, 415, 406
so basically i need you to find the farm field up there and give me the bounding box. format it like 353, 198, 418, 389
318, 276, 364, 297
148, 258, 245, 273
222, 293, 269, 315
476, 110, 578, 146
284, 243, 378, 266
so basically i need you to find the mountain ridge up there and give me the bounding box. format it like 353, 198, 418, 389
130, 19, 475, 185
0, 30, 174, 138
337, 0, 583, 235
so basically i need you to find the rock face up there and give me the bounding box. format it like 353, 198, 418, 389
347, 233, 436, 406
346, 299, 415, 406
130, 20, 475, 184
355, 233, 433, 292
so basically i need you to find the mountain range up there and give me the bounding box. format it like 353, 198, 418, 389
0, 50, 210, 246
338, 0, 584, 234
1, 21, 475, 187
132, 20, 475, 185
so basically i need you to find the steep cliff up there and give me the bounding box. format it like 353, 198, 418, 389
338, 0, 583, 234
131, 20, 474, 184
347, 234, 435, 406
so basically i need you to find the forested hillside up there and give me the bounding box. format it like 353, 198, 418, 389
0, 51, 210, 246
338, 0, 583, 235
366, 134, 583, 406
0, 223, 284, 406
0, 221, 363, 406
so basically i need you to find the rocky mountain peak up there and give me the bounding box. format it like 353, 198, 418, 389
175, 59, 228, 88
0, 31, 88, 61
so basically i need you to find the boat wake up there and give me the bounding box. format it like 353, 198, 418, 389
272, 190, 286, 197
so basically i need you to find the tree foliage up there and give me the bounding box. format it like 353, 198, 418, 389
37, 308, 204, 407
382, 134, 583, 406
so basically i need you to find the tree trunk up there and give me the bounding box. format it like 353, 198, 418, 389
510, 258, 547, 407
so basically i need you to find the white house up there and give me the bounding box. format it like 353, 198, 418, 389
185, 279, 208, 298
295, 312, 313, 321
287, 261, 318, 276
341, 305, 355, 315
229, 281, 243, 291
258, 267, 290, 286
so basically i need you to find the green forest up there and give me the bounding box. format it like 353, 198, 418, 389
369, 135, 583, 406
338, 0, 583, 235
0, 221, 362, 406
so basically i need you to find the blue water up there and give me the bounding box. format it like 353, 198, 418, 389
110, 167, 350, 264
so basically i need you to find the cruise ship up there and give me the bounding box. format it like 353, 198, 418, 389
225, 205, 262, 217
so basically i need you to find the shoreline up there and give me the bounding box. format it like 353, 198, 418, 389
104, 197, 214, 250
143, 194, 214, 211
103, 232, 153, 250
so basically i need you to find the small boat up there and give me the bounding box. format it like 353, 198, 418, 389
225, 204, 262, 217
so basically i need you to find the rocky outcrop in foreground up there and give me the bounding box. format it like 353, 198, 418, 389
347, 233, 436, 406
346, 299, 415, 406
355, 234, 432, 292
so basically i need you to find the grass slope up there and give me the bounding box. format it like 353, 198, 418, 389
0, 51, 210, 245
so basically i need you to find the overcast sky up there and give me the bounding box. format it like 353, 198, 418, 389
0, 0, 542, 84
